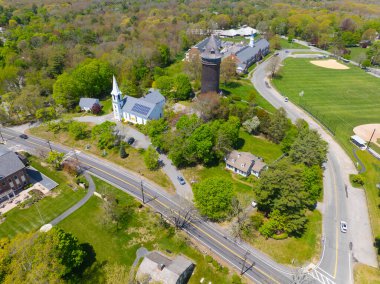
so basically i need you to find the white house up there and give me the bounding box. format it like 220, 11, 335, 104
111, 76, 165, 125
225, 150, 267, 178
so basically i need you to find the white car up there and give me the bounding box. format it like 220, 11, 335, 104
251, 200, 258, 208
340, 221, 348, 233
284, 97, 289, 102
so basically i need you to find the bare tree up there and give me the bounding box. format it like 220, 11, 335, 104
230, 198, 249, 241
267, 56, 281, 78
167, 204, 196, 230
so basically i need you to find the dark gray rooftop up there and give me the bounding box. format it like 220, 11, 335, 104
121, 88, 165, 119
0, 146, 26, 179
235, 38, 269, 63
195, 36, 222, 52
79, 98, 99, 109
201, 35, 222, 60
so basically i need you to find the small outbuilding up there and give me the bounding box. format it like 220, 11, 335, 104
79, 98, 100, 112
136, 251, 195, 284
351, 135, 367, 150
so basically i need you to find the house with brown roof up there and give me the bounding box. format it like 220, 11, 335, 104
225, 150, 267, 178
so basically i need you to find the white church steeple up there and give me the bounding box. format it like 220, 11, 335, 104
111, 75, 123, 121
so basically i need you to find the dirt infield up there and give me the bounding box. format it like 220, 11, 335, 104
310, 59, 349, 70
353, 124, 380, 146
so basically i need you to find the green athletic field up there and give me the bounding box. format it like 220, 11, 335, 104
272, 58, 380, 153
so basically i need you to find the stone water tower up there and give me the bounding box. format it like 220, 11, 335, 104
201, 35, 222, 94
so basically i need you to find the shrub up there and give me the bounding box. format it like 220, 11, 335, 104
119, 145, 128, 159
231, 95, 241, 101
272, 232, 288, 240
205, 255, 213, 263
231, 274, 242, 284
75, 176, 89, 188
250, 213, 264, 230
351, 174, 365, 186
91, 103, 102, 114
375, 236, 380, 254
259, 219, 277, 238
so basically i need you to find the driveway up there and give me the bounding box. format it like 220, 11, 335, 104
74, 114, 194, 201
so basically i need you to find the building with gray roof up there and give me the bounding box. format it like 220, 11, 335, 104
136, 251, 195, 284
225, 150, 267, 178
233, 38, 270, 73
112, 76, 165, 124
0, 146, 29, 201
79, 98, 100, 112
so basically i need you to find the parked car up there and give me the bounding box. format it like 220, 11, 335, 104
127, 137, 135, 145
19, 134, 28, 139
251, 200, 258, 208
284, 97, 289, 102
177, 176, 186, 185
340, 221, 348, 233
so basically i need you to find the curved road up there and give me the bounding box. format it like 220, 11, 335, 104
1, 128, 293, 284
252, 50, 377, 284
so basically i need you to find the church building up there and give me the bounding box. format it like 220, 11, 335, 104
112, 76, 165, 125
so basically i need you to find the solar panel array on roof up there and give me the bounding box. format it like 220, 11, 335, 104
131, 103, 151, 116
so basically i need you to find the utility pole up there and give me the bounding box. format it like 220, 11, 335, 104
367, 129, 376, 149
140, 180, 145, 204
73, 149, 81, 174
47, 140, 53, 152
0, 128, 4, 143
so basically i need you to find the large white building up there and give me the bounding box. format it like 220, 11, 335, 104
112, 76, 165, 125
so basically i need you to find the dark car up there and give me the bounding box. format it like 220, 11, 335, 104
19, 134, 28, 139
177, 176, 186, 185
127, 137, 135, 145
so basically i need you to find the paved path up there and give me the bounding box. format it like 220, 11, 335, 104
132, 247, 149, 267
50, 172, 95, 225
74, 114, 194, 201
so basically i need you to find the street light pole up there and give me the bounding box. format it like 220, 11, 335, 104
47, 140, 53, 152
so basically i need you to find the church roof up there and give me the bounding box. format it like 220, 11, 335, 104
201, 35, 222, 60
121, 89, 165, 119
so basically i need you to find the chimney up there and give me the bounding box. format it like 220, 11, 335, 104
249, 34, 254, 48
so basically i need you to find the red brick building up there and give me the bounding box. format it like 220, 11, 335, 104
0, 146, 29, 202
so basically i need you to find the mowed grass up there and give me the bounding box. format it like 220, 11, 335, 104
248, 210, 322, 265
356, 151, 380, 237
221, 79, 276, 112
279, 38, 308, 49
273, 58, 380, 153
0, 157, 86, 238
354, 263, 380, 284
59, 177, 245, 284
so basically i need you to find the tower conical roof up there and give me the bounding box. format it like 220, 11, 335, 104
111, 75, 122, 96
201, 35, 222, 60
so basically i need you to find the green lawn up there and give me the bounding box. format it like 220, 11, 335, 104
248, 210, 322, 265
272, 58, 380, 154
59, 177, 245, 284
279, 38, 309, 49
356, 151, 380, 237
100, 98, 112, 114
0, 157, 86, 238
348, 47, 367, 62
221, 79, 276, 113
238, 130, 283, 163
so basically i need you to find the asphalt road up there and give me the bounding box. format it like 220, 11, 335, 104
251, 50, 362, 284
1, 128, 294, 284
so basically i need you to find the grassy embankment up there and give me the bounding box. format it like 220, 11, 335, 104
0, 156, 86, 238
28, 124, 173, 191
59, 177, 246, 284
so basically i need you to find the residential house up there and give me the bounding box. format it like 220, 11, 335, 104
0, 146, 29, 202
79, 98, 100, 112
225, 150, 267, 178
112, 76, 165, 125
136, 251, 195, 284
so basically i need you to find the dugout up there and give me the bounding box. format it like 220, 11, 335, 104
350, 135, 367, 150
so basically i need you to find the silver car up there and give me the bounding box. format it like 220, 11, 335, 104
340, 221, 348, 233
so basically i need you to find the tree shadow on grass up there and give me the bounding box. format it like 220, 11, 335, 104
235, 138, 245, 150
